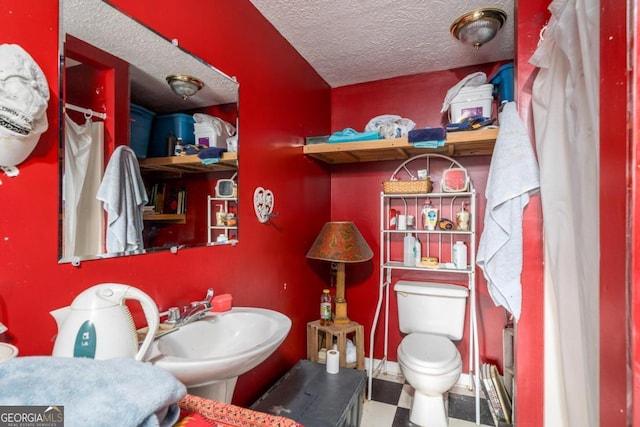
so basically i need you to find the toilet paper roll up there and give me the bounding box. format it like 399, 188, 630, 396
326, 349, 340, 374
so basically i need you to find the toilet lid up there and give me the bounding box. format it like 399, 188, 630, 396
399, 333, 461, 373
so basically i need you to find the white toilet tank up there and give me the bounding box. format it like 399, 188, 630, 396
395, 280, 468, 340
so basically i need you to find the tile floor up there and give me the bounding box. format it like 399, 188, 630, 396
362, 370, 495, 427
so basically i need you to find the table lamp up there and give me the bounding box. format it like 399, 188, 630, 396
306, 221, 373, 325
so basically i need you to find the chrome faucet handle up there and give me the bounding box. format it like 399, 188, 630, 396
166, 307, 181, 324
191, 288, 214, 307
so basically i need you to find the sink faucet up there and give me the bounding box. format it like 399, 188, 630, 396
164, 288, 214, 326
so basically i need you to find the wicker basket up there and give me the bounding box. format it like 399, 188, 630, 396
383, 178, 432, 194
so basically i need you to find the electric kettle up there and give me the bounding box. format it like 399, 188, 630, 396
51, 283, 159, 361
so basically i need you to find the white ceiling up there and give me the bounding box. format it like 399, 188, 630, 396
62, 1, 514, 113
248, 0, 515, 88
63, 0, 239, 113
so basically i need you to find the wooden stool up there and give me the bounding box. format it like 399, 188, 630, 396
307, 320, 365, 370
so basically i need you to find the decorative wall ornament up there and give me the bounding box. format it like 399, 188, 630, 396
253, 186, 277, 223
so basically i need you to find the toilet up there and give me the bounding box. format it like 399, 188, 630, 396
394, 280, 469, 427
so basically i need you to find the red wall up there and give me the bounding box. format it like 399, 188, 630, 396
329, 62, 510, 375
512, 1, 547, 425
2, 0, 332, 407
600, 0, 629, 425
2, 1, 631, 423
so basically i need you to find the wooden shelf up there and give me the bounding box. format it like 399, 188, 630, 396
138, 152, 237, 174
143, 214, 186, 223
303, 128, 498, 164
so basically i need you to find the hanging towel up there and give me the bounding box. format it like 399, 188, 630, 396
0, 356, 185, 427
97, 145, 148, 253
476, 102, 540, 321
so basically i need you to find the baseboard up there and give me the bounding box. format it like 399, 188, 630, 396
365, 357, 476, 394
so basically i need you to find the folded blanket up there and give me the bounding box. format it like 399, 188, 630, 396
0, 356, 186, 427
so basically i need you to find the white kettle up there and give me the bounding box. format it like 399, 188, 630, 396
51, 283, 159, 361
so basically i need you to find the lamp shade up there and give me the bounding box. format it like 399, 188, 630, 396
306, 221, 373, 263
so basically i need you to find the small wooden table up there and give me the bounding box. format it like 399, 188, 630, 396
251, 360, 367, 427
307, 320, 365, 370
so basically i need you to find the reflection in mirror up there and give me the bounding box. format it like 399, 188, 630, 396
59, 0, 239, 264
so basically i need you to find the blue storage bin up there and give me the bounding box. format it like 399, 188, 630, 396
489, 62, 514, 105
130, 104, 155, 159
148, 113, 195, 157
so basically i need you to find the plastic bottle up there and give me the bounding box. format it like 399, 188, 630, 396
403, 234, 416, 267
216, 205, 226, 226
320, 289, 332, 326
174, 137, 184, 156
166, 131, 177, 157
421, 199, 439, 230
414, 236, 422, 266
456, 202, 470, 231
453, 241, 467, 270
389, 208, 397, 230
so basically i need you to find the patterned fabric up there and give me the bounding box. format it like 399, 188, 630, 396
177, 394, 303, 427
174, 411, 215, 426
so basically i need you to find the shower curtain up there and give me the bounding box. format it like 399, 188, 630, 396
63, 114, 105, 258
530, 0, 600, 425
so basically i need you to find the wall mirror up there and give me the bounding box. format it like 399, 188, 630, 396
59, 0, 240, 264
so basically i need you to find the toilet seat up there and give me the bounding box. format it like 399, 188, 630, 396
398, 333, 461, 374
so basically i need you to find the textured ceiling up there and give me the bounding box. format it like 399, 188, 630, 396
248, 0, 515, 88
63, 0, 239, 113
62, 0, 515, 111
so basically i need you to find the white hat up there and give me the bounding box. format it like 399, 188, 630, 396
0, 44, 50, 167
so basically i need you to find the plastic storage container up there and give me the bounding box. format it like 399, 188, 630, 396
129, 104, 156, 159
489, 62, 514, 105
449, 83, 494, 123
194, 122, 225, 149
148, 113, 195, 157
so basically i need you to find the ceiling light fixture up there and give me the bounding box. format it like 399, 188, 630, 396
166, 74, 204, 100
450, 8, 507, 50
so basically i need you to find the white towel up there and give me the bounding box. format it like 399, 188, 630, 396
476, 102, 540, 321
97, 145, 148, 253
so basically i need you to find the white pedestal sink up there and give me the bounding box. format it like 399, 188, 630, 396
146, 307, 291, 403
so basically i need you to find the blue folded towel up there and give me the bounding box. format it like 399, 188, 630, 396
408, 127, 446, 143
413, 140, 445, 148
0, 356, 186, 427
328, 128, 380, 143
197, 147, 227, 159
407, 127, 446, 148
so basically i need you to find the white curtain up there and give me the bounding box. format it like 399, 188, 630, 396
63, 114, 105, 258
530, 0, 600, 426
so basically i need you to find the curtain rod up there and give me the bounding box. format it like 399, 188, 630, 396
64, 103, 107, 120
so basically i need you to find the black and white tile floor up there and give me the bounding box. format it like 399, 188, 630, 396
362, 370, 495, 427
